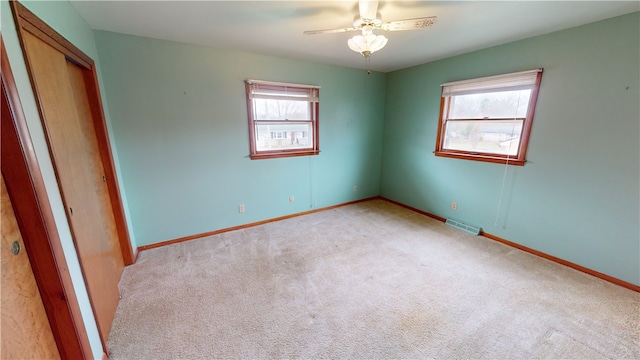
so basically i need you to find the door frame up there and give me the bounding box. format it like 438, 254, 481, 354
1, 36, 92, 359
9, 0, 135, 266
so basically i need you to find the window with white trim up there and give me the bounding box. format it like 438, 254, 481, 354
245, 80, 320, 160
435, 69, 543, 166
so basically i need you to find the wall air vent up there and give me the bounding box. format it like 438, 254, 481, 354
445, 218, 481, 235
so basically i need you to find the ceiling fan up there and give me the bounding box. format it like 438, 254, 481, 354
303, 0, 437, 59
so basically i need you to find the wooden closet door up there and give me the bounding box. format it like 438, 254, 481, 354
22, 31, 124, 343
1, 175, 60, 360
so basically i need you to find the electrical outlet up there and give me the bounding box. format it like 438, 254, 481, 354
238, 204, 245, 213
451, 202, 457, 210
353, 185, 358, 192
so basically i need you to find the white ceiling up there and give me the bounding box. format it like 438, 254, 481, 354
70, 1, 639, 73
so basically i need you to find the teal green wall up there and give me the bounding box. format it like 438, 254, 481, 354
93, 31, 386, 247
381, 12, 640, 285
1, 0, 111, 357
3, 2, 636, 355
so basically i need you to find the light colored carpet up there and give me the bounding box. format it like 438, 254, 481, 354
107, 199, 639, 359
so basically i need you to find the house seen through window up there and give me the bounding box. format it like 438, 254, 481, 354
435, 69, 543, 166
245, 80, 320, 159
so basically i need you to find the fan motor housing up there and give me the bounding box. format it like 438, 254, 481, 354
353, 13, 383, 29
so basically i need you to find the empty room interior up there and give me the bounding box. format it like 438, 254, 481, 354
1, 0, 639, 359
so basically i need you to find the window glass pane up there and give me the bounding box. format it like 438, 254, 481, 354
449, 89, 531, 119
254, 99, 310, 120
255, 123, 313, 151
443, 120, 523, 156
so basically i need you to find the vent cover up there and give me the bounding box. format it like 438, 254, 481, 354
445, 218, 481, 235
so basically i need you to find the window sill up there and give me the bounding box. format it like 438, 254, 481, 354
250, 150, 320, 160
434, 151, 525, 166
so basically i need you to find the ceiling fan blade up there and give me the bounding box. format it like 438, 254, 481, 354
381, 16, 438, 31
303, 27, 358, 35
358, 0, 379, 20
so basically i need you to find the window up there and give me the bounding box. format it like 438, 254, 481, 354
245, 79, 320, 159
435, 69, 543, 166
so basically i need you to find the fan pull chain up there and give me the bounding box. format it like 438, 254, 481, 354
363, 55, 374, 88
366, 55, 371, 75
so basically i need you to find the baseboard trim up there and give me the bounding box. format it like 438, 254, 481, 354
137, 197, 381, 252
137, 196, 638, 292
379, 197, 640, 293
480, 232, 640, 292
381, 198, 447, 222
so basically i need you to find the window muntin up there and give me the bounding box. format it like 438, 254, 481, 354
246, 80, 319, 159
435, 69, 543, 165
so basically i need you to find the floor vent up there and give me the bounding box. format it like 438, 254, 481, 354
445, 218, 481, 235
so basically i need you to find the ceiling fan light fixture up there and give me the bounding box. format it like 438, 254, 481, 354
303, 0, 437, 69
347, 32, 388, 57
